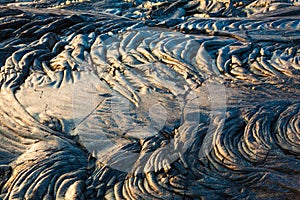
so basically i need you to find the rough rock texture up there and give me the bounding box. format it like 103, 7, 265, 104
0, 1, 300, 199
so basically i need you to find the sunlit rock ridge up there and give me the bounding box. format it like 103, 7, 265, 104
0, 0, 299, 199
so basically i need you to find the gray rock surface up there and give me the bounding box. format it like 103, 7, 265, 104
0, 1, 299, 199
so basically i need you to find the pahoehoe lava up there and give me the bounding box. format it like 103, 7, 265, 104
0, 0, 300, 199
